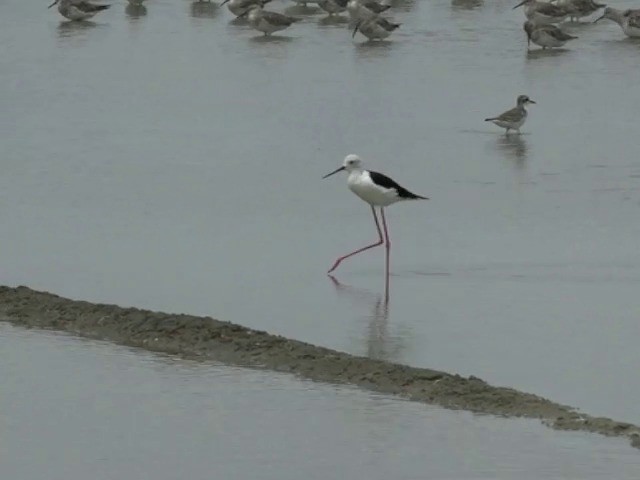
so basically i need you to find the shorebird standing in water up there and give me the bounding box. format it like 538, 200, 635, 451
594, 7, 640, 37
523, 21, 578, 49
352, 17, 400, 40
221, 0, 271, 17
347, 0, 391, 21
485, 95, 536, 135
242, 4, 302, 35
48, 0, 110, 21
555, 0, 605, 22
323, 154, 427, 289
513, 0, 570, 24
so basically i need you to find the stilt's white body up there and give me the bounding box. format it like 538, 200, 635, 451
348, 170, 402, 207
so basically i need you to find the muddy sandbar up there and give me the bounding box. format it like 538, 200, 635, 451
0, 285, 638, 450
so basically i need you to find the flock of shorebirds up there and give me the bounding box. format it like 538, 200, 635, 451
47, 0, 401, 40
516, 0, 640, 48
47, 0, 640, 42
43, 0, 639, 279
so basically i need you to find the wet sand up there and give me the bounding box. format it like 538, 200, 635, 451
1, 285, 638, 450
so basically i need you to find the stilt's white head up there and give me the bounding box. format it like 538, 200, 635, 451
343, 154, 363, 171
323, 154, 363, 179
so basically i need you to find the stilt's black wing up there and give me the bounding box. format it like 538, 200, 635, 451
368, 171, 428, 200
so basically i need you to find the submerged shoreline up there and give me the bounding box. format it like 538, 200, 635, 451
1, 285, 638, 449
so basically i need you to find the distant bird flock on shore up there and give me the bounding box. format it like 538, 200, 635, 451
48, 0, 640, 42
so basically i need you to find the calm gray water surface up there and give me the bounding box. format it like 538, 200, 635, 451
2, 324, 639, 479
2, 0, 640, 432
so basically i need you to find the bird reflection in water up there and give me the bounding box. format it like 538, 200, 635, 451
56, 20, 97, 39
354, 39, 396, 60
190, 0, 218, 18
496, 134, 528, 168
451, 0, 483, 11
125, 3, 147, 18
329, 276, 406, 362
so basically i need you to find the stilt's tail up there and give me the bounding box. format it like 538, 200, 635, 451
404, 192, 429, 200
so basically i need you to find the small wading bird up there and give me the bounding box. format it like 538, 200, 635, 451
594, 7, 640, 37
352, 17, 400, 40
523, 20, 578, 49
242, 4, 302, 35
513, 0, 570, 24
555, 0, 606, 22
322, 154, 428, 288
221, 0, 271, 17
485, 95, 536, 135
48, 0, 110, 21
347, 0, 391, 21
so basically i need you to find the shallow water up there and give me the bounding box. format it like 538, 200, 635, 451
1, 0, 640, 429
2, 323, 639, 479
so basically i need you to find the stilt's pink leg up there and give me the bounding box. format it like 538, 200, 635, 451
327, 205, 383, 274
380, 207, 391, 297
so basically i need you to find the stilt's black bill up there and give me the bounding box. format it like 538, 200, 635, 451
48, 0, 59, 8
322, 166, 345, 179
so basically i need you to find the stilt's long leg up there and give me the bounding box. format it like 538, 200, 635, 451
327, 205, 383, 274
380, 207, 391, 297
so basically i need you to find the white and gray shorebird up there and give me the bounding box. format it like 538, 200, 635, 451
48, 0, 110, 21
221, 0, 271, 17
322, 154, 428, 277
523, 20, 578, 48
485, 95, 536, 135
513, 0, 570, 24
352, 16, 400, 40
555, 0, 605, 21
347, 0, 391, 21
317, 0, 347, 15
594, 7, 640, 37
242, 4, 302, 35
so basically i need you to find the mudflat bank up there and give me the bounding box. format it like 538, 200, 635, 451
1, 285, 638, 449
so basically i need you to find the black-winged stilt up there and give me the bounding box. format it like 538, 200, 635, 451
323, 154, 428, 285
